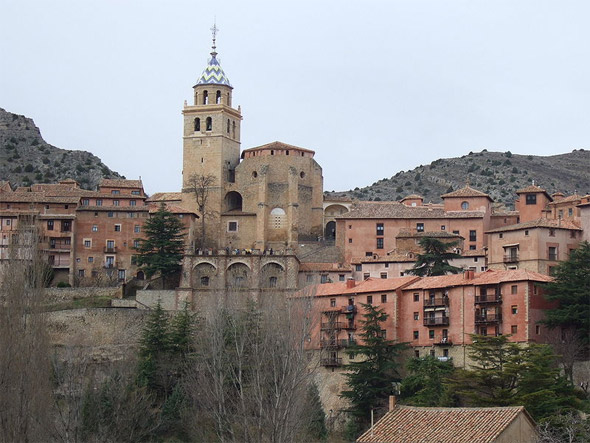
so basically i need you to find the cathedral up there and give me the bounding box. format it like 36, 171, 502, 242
177, 33, 325, 252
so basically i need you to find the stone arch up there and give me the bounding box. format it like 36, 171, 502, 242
203, 90, 209, 105
136, 270, 145, 280
194, 117, 200, 131
192, 262, 217, 288
260, 262, 285, 289
224, 191, 243, 212
324, 204, 349, 217
325, 221, 336, 240
226, 262, 251, 289
216, 90, 222, 104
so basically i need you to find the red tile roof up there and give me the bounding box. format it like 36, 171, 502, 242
404, 273, 472, 290
147, 192, 183, 202
486, 218, 581, 233
242, 141, 315, 155
471, 269, 552, 285
337, 201, 484, 220
99, 179, 143, 189
441, 185, 492, 200
304, 276, 419, 297
298, 262, 352, 272
357, 406, 535, 443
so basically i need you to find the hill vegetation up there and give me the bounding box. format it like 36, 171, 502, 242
0, 108, 123, 190
328, 149, 590, 208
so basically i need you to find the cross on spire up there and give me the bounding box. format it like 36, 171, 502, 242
210, 21, 218, 56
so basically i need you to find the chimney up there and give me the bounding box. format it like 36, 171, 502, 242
464, 270, 474, 280
346, 278, 356, 289
389, 395, 396, 411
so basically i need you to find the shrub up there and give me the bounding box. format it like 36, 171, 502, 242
24, 164, 34, 173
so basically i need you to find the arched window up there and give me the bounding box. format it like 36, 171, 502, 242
203, 90, 208, 105
227, 92, 231, 106
227, 119, 230, 134
270, 207, 286, 229
461, 201, 469, 210
232, 121, 236, 138
225, 191, 243, 212
206, 117, 212, 131
194, 118, 200, 131
216, 90, 221, 104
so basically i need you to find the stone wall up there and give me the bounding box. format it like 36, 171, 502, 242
136, 290, 177, 310
45, 286, 122, 302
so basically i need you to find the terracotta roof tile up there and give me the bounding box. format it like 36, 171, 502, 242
472, 269, 553, 285
404, 273, 472, 290
486, 218, 581, 233
441, 185, 492, 200
547, 194, 581, 205
298, 263, 352, 272
516, 184, 547, 194
353, 251, 416, 264
147, 192, 183, 202
302, 276, 419, 297
357, 406, 534, 443
243, 141, 315, 154
148, 203, 197, 215
337, 201, 484, 220
99, 179, 143, 189
395, 230, 463, 239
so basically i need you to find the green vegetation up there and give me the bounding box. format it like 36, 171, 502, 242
407, 237, 462, 276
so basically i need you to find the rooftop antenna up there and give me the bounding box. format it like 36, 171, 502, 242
532, 179, 535, 186
210, 20, 218, 56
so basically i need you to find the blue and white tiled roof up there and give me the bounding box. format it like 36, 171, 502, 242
196, 52, 232, 87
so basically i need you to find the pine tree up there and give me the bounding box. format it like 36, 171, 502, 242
408, 237, 463, 276
341, 304, 406, 435
541, 241, 590, 347
400, 355, 456, 406
135, 203, 186, 288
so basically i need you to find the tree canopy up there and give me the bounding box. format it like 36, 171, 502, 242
135, 204, 186, 287
407, 237, 463, 276
341, 304, 406, 436
541, 241, 590, 347
400, 355, 456, 407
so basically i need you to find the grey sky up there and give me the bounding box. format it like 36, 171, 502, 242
1, 0, 588, 195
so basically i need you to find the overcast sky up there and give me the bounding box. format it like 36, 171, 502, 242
1, 0, 589, 195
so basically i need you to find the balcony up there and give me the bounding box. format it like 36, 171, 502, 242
104, 262, 118, 269
503, 254, 519, 263
423, 297, 449, 308
423, 317, 449, 326
104, 246, 118, 253
320, 339, 356, 349
320, 357, 343, 367
475, 294, 502, 304
322, 305, 358, 315
434, 337, 453, 346
475, 314, 502, 324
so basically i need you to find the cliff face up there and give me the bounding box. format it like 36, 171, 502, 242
0, 108, 123, 190
329, 149, 590, 208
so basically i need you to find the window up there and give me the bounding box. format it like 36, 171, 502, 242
413, 293, 419, 302
134, 225, 140, 233
367, 295, 373, 304
206, 117, 212, 131
130, 200, 136, 206
118, 270, 126, 281
96, 199, 102, 206
558, 209, 563, 218
194, 118, 200, 131
549, 229, 555, 237
330, 298, 336, 307
201, 276, 209, 286
269, 276, 277, 288
525, 194, 537, 205
108, 212, 114, 218
511, 305, 518, 314
131, 190, 140, 196
548, 246, 557, 260
133, 240, 140, 248
92, 225, 98, 232
469, 230, 477, 242
348, 224, 352, 229
413, 312, 419, 320
114, 224, 121, 232
348, 238, 352, 243
480, 327, 488, 336
381, 294, 387, 303
203, 90, 208, 104
82, 199, 89, 206
365, 251, 373, 257
88, 256, 94, 263
469, 245, 476, 250
83, 239, 91, 247
306, 274, 313, 283
320, 274, 329, 283
376, 223, 384, 235
414, 349, 420, 357
474, 257, 479, 262
376, 238, 384, 249
511, 285, 517, 294
62, 221, 71, 232
443, 348, 449, 357
106, 240, 115, 249
499, 233, 503, 239
461, 201, 469, 210
429, 330, 435, 339
78, 269, 85, 278
227, 118, 230, 133
413, 331, 419, 339
452, 230, 460, 235
416, 223, 424, 232
363, 273, 370, 280
524, 230, 529, 236
380, 330, 387, 339
441, 225, 445, 231
380, 272, 387, 279
270, 207, 286, 229
228, 221, 238, 232
111, 190, 120, 195
113, 200, 120, 206
536, 325, 541, 334
355, 264, 362, 271
568, 208, 573, 217
339, 274, 345, 281
511, 325, 518, 334
47, 220, 54, 230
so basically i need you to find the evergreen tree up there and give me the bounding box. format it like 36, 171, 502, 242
448, 335, 581, 420
408, 237, 463, 276
400, 355, 456, 406
541, 241, 590, 347
135, 203, 186, 288
341, 304, 406, 436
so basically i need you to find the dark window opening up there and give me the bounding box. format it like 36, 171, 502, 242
216, 90, 221, 104
194, 118, 200, 131
376, 223, 384, 236
525, 194, 537, 205
206, 117, 212, 131
203, 90, 208, 105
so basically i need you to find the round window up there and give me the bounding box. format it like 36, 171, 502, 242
252, 171, 258, 178
300, 171, 305, 178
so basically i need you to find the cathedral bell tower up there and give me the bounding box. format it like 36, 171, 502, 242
181, 25, 242, 247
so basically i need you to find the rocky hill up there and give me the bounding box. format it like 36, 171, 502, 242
0, 108, 123, 190
328, 150, 590, 208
